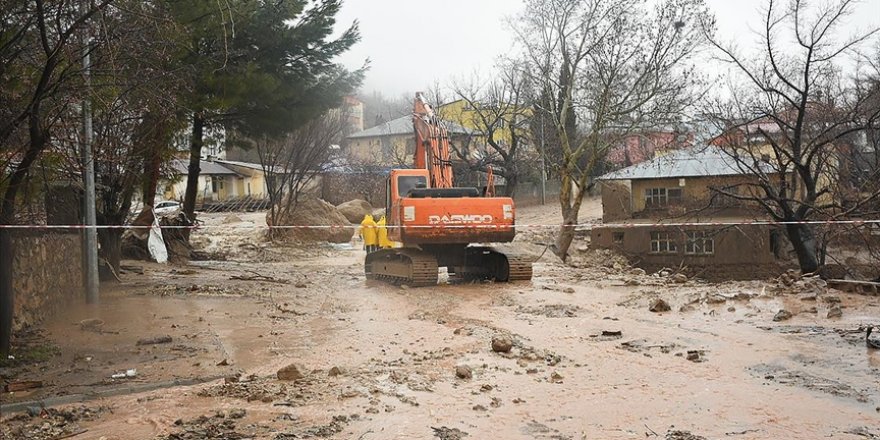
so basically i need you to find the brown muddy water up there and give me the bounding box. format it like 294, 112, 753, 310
2, 246, 879, 439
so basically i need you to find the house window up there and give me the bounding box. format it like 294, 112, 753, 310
668, 188, 682, 204
711, 185, 740, 207
612, 232, 624, 244
645, 188, 683, 207
685, 231, 715, 255
645, 188, 667, 207
650, 231, 677, 254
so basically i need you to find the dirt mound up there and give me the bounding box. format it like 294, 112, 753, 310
336, 199, 373, 223
268, 197, 353, 243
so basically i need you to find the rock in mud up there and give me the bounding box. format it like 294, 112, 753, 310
686, 350, 705, 363
773, 309, 793, 321
277, 363, 305, 381
630, 267, 647, 276
136, 335, 172, 346
826, 305, 843, 318
432, 426, 469, 440
79, 318, 104, 331
666, 431, 707, 440
550, 371, 564, 383
671, 273, 688, 283
328, 366, 342, 377
649, 298, 671, 313
455, 365, 473, 380
491, 336, 513, 353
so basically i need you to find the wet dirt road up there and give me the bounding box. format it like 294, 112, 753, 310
2, 243, 879, 439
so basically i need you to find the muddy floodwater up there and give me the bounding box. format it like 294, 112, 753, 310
2, 223, 880, 439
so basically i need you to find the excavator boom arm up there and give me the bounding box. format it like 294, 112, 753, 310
413, 92, 454, 189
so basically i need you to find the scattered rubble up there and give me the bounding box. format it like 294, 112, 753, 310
0, 405, 109, 440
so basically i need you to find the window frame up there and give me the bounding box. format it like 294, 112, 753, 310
685, 230, 715, 255
649, 231, 678, 254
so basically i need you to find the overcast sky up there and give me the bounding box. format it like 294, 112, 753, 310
334, 0, 880, 97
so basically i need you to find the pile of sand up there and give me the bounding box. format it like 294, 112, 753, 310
268, 197, 354, 243
336, 199, 373, 223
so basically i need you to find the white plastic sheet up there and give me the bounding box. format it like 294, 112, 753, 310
147, 212, 168, 264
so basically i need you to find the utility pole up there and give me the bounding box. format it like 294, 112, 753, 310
82, 27, 99, 304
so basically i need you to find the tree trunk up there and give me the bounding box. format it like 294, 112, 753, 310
553, 170, 575, 261
554, 212, 577, 262
140, 114, 163, 208
182, 112, 204, 220
0, 230, 12, 356
504, 172, 517, 198
785, 223, 820, 274
98, 228, 122, 275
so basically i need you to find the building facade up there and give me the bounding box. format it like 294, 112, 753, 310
345, 115, 478, 166
592, 146, 787, 279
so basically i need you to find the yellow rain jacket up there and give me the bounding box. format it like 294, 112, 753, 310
377, 215, 393, 248
360, 214, 378, 246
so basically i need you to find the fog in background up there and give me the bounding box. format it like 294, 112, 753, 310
335, 0, 880, 97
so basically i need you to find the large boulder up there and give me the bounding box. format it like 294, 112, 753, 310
336, 199, 373, 223
268, 197, 353, 243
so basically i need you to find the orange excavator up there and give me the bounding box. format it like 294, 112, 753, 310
364, 93, 533, 286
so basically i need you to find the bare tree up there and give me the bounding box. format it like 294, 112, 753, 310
704, 0, 880, 274
258, 112, 346, 239
513, 0, 711, 260
0, 0, 115, 356
449, 63, 535, 197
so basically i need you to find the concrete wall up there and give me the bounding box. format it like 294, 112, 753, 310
600, 181, 633, 222
591, 224, 782, 279
11, 231, 84, 330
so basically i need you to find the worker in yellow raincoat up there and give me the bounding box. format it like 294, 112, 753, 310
377, 215, 393, 249
359, 214, 379, 253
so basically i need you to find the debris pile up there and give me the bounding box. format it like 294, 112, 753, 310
267, 197, 354, 243
336, 199, 373, 223
0, 405, 109, 440
160, 411, 257, 440
775, 270, 827, 296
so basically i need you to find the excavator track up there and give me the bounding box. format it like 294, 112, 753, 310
365, 248, 438, 287
504, 254, 534, 281
453, 247, 533, 282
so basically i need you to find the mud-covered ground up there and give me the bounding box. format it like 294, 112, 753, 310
2, 203, 879, 439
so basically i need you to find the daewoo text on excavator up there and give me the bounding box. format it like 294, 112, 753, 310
364, 93, 533, 286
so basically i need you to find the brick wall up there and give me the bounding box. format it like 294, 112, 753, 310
11, 231, 84, 330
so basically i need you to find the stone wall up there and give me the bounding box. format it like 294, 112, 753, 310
11, 231, 84, 330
